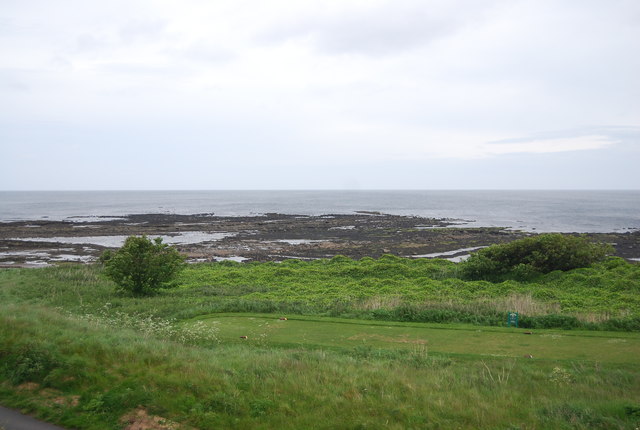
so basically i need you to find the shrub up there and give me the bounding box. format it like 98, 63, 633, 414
461, 234, 612, 281
103, 235, 185, 296
519, 314, 581, 329
0, 342, 61, 385
97, 249, 114, 264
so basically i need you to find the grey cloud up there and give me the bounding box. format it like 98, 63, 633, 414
452, 2, 640, 96
0, 69, 30, 92
75, 20, 168, 54
302, 11, 449, 55
260, 0, 497, 56
487, 126, 640, 146
76, 33, 106, 52
50, 56, 73, 71
175, 42, 236, 64
119, 19, 168, 43
0, 16, 11, 32
2, 0, 638, 190
481, 127, 640, 158
3, 81, 29, 92
96, 62, 194, 79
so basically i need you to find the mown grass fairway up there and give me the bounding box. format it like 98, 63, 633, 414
194, 313, 640, 364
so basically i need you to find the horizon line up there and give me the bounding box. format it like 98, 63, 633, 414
1, 188, 640, 193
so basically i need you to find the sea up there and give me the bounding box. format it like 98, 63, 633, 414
1, 190, 639, 233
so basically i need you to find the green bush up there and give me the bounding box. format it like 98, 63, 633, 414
97, 249, 114, 264
519, 314, 581, 329
462, 234, 612, 281
370, 305, 504, 326
0, 342, 61, 385
103, 235, 185, 296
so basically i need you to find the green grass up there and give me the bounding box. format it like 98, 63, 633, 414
191, 313, 640, 364
177, 256, 640, 321
1, 256, 638, 328
2, 305, 640, 429
1, 258, 640, 429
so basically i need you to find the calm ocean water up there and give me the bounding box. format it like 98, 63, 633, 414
1, 190, 639, 233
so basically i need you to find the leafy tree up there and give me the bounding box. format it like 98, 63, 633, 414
103, 235, 185, 296
461, 234, 613, 281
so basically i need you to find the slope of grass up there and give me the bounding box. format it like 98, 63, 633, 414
181, 256, 640, 312
177, 256, 640, 326
1, 305, 639, 429
1, 257, 639, 329
1, 259, 640, 428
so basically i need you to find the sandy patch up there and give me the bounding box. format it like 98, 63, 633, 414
120, 408, 184, 430
16, 382, 40, 391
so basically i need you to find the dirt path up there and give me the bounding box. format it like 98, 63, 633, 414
0, 405, 68, 430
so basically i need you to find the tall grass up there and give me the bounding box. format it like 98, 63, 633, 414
178, 256, 640, 318
1, 257, 639, 330
1, 304, 639, 429
1, 260, 640, 428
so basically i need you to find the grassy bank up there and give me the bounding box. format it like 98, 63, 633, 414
1, 258, 640, 428
176, 256, 640, 319
2, 305, 639, 429
2, 256, 638, 328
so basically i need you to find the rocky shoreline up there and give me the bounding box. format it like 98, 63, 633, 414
1, 213, 638, 267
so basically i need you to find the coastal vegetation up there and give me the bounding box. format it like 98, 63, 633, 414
461, 233, 613, 281
0, 236, 639, 429
176, 253, 639, 330
102, 235, 185, 296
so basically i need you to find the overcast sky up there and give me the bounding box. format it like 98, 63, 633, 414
1, 0, 639, 190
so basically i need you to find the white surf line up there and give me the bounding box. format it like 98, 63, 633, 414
407, 246, 487, 259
